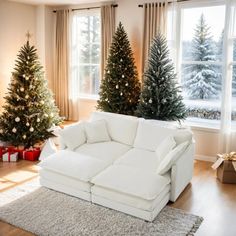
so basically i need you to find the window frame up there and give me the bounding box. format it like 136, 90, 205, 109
71, 9, 101, 100
174, 0, 235, 129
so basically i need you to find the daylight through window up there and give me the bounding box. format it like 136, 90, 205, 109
71, 10, 101, 99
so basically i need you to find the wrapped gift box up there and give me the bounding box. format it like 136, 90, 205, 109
23, 148, 41, 161
212, 153, 236, 184
0, 146, 7, 159
2, 152, 18, 162
217, 160, 236, 184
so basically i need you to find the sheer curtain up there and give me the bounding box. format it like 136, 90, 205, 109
220, 0, 236, 153
142, 0, 169, 73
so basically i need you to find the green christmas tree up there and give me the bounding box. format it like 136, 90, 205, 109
97, 22, 141, 115
136, 33, 187, 121
0, 40, 62, 147
183, 14, 220, 99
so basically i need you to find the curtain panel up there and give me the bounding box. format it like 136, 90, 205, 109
101, 5, 116, 79
142, 1, 168, 73
220, 0, 236, 153
53, 9, 70, 119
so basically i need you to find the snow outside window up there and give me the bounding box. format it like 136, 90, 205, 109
179, 4, 226, 127
71, 10, 101, 99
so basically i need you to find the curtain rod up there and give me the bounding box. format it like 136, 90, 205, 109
53, 4, 118, 13
138, 0, 189, 7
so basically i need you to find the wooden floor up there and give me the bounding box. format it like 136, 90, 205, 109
0, 160, 236, 236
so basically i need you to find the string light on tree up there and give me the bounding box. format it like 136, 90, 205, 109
97, 22, 140, 115
0, 32, 62, 147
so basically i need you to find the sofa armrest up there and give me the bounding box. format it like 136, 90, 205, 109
170, 140, 195, 202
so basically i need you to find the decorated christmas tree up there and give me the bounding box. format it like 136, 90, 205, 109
97, 22, 140, 115
183, 14, 220, 99
0, 37, 62, 148
136, 33, 187, 121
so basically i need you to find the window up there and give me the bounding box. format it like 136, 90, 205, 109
71, 10, 101, 99
178, 3, 226, 127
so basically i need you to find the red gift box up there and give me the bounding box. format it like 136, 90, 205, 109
6, 146, 25, 159
23, 148, 41, 161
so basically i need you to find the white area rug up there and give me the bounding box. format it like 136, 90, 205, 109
0, 179, 203, 236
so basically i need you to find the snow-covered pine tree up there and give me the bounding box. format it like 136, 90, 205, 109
136, 33, 187, 121
97, 22, 140, 115
183, 14, 221, 99
0, 40, 62, 147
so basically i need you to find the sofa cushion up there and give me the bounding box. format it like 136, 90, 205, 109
134, 119, 192, 151
155, 136, 176, 163
156, 141, 189, 175
85, 120, 111, 144
91, 184, 170, 211
39, 169, 91, 192
114, 148, 159, 172
75, 141, 131, 164
38, 150, 108, 182
91, 165, 170, 200
59, 122, 86, 150
90, 112, 138, 146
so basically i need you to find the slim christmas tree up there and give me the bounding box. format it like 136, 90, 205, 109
136, 33, 187, 121
97, 22, 140, 115
0, 37, 62, 147
183, 14, 220, 99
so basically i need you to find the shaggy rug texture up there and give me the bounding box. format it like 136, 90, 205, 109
0, 180, 203, 236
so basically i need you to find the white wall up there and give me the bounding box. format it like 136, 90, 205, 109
0, 0, 36, 110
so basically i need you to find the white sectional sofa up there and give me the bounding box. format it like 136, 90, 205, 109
39, 111, 194, 221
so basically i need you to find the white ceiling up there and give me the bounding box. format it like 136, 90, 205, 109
9, 0, 105, 6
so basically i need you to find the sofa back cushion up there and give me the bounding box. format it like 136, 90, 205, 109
59, 121, 86, 150
133, 119, 192, 151
90, 112, 138, 146
85, 120, 111, 144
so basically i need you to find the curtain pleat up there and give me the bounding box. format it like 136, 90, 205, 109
101, 5, 115, 79
53, 10, 70, 119
142, 1, 168, 73
219, 0, 236, 153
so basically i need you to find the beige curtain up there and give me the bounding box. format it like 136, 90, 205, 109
142, 1, 168, 72
53, 9, 70, 119
101, 5, 116, 79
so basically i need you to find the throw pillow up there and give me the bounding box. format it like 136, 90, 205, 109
155, 136, 176, 163
85, 119, 111, 144
156, 141, 189, 175
59, 122, 86, 150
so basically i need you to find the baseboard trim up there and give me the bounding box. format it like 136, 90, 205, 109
195, 155, 216, 162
